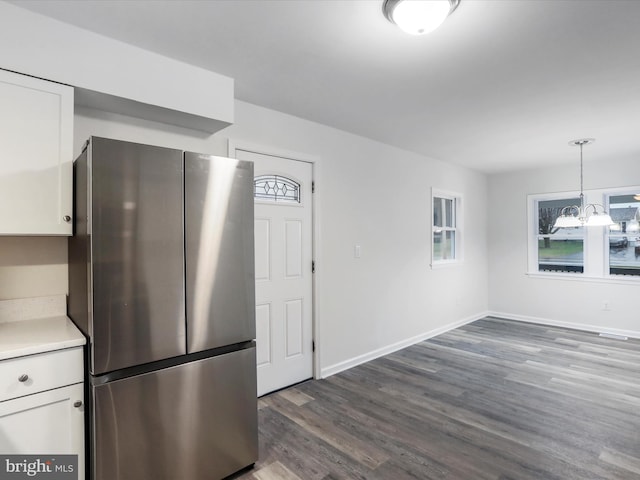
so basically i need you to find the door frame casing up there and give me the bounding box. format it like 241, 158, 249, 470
227, 138, 322, 381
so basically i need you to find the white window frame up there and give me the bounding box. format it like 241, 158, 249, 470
528, 191, 587, 276
605, 188, 640, 280
527, 186, 640, 284
431, 188, 463, 268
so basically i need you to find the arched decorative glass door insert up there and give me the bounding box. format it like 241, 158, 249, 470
254, 175, 300, 203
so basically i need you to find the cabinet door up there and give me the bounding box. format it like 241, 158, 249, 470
0, 383, 84, 477
0, 69, 73, 235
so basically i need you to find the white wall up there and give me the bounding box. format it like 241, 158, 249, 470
0, 1, 233, 131
488, 158, 640, 337
231, 102, 490, 375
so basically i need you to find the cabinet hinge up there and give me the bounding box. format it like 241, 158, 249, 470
312, 181, 315, 193
312, 260, 316, 274
312, 340, 315, 352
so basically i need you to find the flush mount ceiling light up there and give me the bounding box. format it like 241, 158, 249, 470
383, 0, 460, 35
553, 139, 615, 229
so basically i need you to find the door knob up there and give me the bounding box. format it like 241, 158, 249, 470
63, 215, 72, 222
73, 401, 83, 408
18, 374, 28, 382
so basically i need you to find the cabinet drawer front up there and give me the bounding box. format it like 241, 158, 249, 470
0, 347, 83, 402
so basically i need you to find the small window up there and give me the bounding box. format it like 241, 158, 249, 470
254, 175, 300, 203
432, 190, 462, 265
608, 193, 640, 276
536, 197, 584, 273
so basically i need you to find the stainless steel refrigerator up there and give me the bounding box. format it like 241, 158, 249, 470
68, 137, 258, 480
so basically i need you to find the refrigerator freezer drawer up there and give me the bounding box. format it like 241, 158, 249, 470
184, 152, 256, 353
91, 347, 258, 480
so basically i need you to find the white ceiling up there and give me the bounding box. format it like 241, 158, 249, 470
11, 0, 640, 173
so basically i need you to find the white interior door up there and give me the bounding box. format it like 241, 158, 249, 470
236, 149, 313, 396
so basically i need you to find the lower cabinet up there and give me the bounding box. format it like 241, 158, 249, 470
0, 383, 84, 453
0, 348, 85, 479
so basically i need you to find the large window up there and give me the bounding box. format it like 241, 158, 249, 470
432, 190, 462, 266
529, 188, 640, 281
536, 197, 584, 273
608, 193, 640, 277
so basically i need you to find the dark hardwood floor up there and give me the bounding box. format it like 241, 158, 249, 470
233, 317, 640, 479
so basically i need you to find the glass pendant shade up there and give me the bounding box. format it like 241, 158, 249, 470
586, 212, 615, 227
554, 215, 582, 228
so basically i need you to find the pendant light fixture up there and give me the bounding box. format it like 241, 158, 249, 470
553, 139, 615, 228
383, 0, 460, 35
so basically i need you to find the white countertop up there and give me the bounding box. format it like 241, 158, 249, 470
0, 315, 86, 361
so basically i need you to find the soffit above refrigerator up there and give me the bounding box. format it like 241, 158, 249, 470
0, 2, 234, 134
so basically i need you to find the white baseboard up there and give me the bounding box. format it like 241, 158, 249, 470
488, 311, 640, 340
319, 311, 489, 379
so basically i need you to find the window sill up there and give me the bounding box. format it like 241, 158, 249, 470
431, 260, 464, 269
526, 271, 640, 285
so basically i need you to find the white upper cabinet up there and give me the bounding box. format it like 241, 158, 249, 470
0, 69, 73, 235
